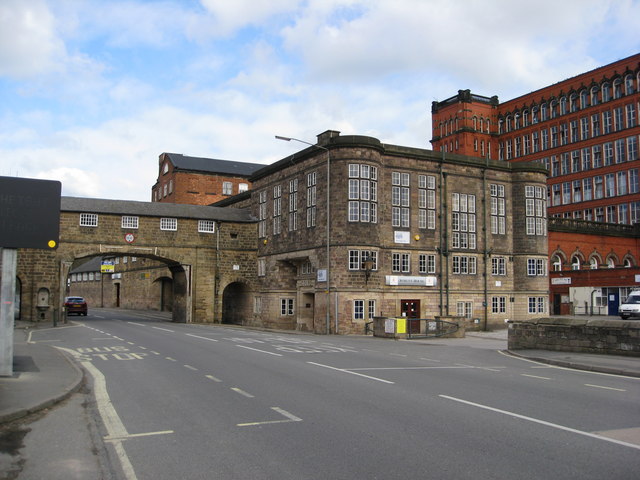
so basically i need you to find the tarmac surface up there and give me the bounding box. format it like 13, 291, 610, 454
1, 315, 639, 426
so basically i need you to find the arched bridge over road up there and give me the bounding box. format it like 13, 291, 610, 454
16, 197, 257, 324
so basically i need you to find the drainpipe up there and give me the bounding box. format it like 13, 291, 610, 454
442, 170, 450, 315
482, 164, 489, 331
215, 221, 221, 323
438, 162, 444, 316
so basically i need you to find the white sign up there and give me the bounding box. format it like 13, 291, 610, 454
394, 231, 410, 244
551, 277, 572, 285
385, 319, 395, 333
386, 275, 437, 286
317, 269, 327, 282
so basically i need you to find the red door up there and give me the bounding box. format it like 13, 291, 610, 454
401, 299, 420, 334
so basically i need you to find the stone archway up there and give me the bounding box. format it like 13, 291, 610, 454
221, 281, 252, 325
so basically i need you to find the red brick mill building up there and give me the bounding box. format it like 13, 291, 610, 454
431, 53, 640, 315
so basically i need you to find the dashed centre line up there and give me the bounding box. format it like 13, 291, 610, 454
232, 387, 255, 398
585, 384, 626, 392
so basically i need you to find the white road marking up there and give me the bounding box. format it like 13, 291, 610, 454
127, 322, 146, 327
420, 357, 441, 363
185, 333, 219, 342
585, 384, 626, 392
166, 357, 177, 362
56, 347, 174, 480
150, 351, 160, 355
350, 366, 472, 371
236, 345, 283, 356
307, 362, 395, 384
440, 394, 640, 451
205, 374, 222, 383
184, 365, 198, 371
231, 387, 254, 398
521, 374, 552, 380
237, 407, 302, 427
152, 327, 174, 332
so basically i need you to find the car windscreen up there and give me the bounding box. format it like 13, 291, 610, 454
623, 295, 640, 304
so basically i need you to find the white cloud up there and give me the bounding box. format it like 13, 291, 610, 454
0, 0, 66, 78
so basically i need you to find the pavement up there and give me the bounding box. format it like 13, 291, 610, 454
1, 317, 639, 426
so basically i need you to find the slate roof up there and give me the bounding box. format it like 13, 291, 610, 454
164, 153, 265, 177
61, 197, 256, 223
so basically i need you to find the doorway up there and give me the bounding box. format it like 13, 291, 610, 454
401, 299, 420, 333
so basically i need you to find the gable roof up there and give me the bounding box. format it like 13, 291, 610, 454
163, 153, 265, 177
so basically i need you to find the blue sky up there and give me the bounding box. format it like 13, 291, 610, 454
1, 0, 639, 201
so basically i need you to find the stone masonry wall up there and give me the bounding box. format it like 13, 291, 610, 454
508, 317, 640, 356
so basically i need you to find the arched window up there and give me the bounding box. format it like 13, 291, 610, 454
522, 109, 529, 127
625, 74, 635, 95
472, 116, 478, 130
613, 78, 622, 99
479, 117, 484, 132
551, 255, 563, 271
569, 93, 578, 112
486, 118, 491, 134
505, 115, 512, 132
590, 257, 598, 269
624, 257, 634, 268
571, 256, 581, 270
580, 89, 589, 109
607, 257, 615, 268
498, 118, 504, 135
559, 96, 567, 115
531, 106, 539, 124
540, 103, 548, 121
514, 112, 520, 129
601, 82, 611, 102
590, 86, 599, 105
550, 100, 557, 119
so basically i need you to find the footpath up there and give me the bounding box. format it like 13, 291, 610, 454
1, 317, 640, 425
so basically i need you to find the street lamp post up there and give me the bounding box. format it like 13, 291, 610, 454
275, 135, 332, 334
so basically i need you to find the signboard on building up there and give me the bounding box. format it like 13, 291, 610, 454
551, 277, 572, 285
0, 176, 61, 249
386, 275, 437, 286
394, 231, 410, 244
101, 261, 115, 273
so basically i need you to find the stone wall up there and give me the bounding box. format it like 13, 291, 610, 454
508, 318, 640, 356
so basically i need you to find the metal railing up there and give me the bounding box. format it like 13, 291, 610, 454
405, 318, 460, 338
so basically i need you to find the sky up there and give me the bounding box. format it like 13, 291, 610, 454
1, 0, 639, 202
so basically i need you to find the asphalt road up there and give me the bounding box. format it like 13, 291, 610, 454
30, 309, 640, 480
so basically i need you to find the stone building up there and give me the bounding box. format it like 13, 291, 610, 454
248, 131, 549, 334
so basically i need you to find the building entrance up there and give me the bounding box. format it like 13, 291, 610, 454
401, 299, 420, 333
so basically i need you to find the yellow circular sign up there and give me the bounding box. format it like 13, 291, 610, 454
48, 240, 57, 248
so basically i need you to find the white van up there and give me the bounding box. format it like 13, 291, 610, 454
618, 291, 640, 319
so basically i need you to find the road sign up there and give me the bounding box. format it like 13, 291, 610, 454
0, 176, 61, 249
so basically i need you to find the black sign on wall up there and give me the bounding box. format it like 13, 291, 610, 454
0, 176, 61, 249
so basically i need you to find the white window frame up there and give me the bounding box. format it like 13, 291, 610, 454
121, 216, 139, 229
198, 220, 216, 233
160, 217, 177, 231
79, 213, 98, 227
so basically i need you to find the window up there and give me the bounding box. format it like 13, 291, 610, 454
456, 301, 473, 318
349, 250, 378, 271
257, 259, 266, 276
79, 213, 98, 227
452, 193, 476, 249
629, 137, 639, 162
614, 107, 624, 132
492, 297, 506, 314
280, 298, 294, 315
349, 164, 378, 223
419, 253, 436, 274
222, 182, 233, 195
238, 183, 249, 193
368, 300, 376, 319
273, 185, 281, 235
615, 139, 626, 163
591, 114, 600, 137
391, 171, 410, 227
307, 172, 316, 228
528, 297, 546, 314
354, 300, 364, 320
418, 175, 436, 229
525, 185, 546, 236
594, 176, 603, 199
602, 111, 612, 134
160, 218, 177, 231
452, 255, 477, 275
571, 256, 581, 270
629, 169, 639, 194
392, 252, 410, 273
527, 258, 546, 276
258, 190, 267, 237
121, 216, 139, 229
289, 178, 298, 232
491, 257, 506, 276
626, 104, 637, 128
580, 117, 589, 140
198, 220, 215, 233
490, 184, 506, 235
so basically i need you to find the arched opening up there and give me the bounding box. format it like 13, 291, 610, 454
222, 282, 252, 325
